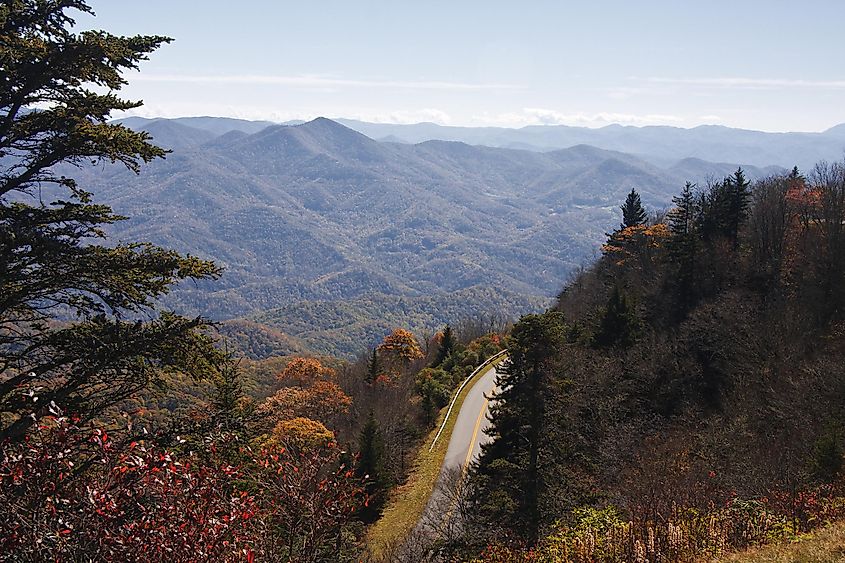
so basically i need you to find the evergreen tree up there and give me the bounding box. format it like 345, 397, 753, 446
0, 0, 221, 440
668, 182, 698, 239
212, 358, 246, 432
667, 182, 700, 311
697, 170, 750, 248
594, 286, 639, 348
356, 410, 388, 523
725, 168, 751, 248
696, 189, 720, 242
474, 312, 566, 543
365, 348, 379, 383
434, 324, 456, 366
620, 188, 648, 229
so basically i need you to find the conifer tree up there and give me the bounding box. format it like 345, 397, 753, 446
594, 286, 639, 348
212, 358, 246, 432
620, 188, 648, 229
667, 182, 700, 311
697, 189, 720, 242
365, 348, 379, 383
434, 324, 456, 366
726, 168, 751, 248
356, 410, 388, 522
669, 183, 698, 239
0, 0, 221, 441
697, 170, 750, 248
474, 312, 566, 542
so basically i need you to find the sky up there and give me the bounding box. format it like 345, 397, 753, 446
78, 1, 845, 132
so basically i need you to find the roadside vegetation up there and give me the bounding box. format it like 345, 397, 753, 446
366, 351, 507, 560
721, 521, 845, 562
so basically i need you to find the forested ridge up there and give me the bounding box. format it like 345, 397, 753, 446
412, 164, 845, 561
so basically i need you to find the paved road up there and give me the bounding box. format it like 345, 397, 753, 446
418, 359, 504, 533
441, 361, 502, 473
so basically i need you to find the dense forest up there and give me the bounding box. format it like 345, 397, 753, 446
396, 163, 845, 561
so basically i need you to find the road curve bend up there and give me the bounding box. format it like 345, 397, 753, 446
418, 357, 505, 532
441, 360, 502, 474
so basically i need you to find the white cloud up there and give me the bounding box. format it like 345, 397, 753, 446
471, 108, 684, 128
116, 104, 454, 126
132, 73, 521, 91
697, 114, 723, 123
344, 109, 453, 125
640, 77, 845, 90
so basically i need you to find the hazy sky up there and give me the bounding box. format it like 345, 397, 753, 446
79, 1, 845, 132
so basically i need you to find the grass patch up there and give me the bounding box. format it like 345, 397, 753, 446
718, 521, 845, 563
364, 354, 506, 559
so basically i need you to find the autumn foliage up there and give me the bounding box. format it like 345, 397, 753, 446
0, 412, 255, 562
250, 444, 363, 561
278, 356, 336, 387
0, 408, 364, 562
376, 328, 424, 377
270, 416, 335, 450
258, 380, 351, 426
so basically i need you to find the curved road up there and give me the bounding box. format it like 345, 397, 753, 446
441, 361, 502, 473
419, 358, 505, 532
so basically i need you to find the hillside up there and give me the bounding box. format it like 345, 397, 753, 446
253, 285, 549, 357
416, 164, 845, 561
87, 117, 782, 353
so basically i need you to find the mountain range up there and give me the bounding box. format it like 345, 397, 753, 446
118, 115, 845, 171
86, 116, 799, 355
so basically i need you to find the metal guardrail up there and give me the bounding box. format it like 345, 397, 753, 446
428, 349, 508, 452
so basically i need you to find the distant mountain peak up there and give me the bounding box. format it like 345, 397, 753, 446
221, 115, 386, 167
294, 117, 374, 140
305, 116, 338, 125
300, 116, 352, 130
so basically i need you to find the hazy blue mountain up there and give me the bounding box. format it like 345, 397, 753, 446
116, 115, 845, 170
114, 115, 276, 136
92, 117, 785, 355
335, 119, 845, 171
824, 123, 845, 139
132, 119, 218, 151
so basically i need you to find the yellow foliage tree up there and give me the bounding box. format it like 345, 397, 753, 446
377, 329, 423, 366
602, 223, 671, 267
271, 417, 335, 450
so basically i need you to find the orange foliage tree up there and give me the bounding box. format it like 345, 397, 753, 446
377, 328, 423, 375
602, 223, 671, 267
278, 357, 335, 387
258, 381, 352, 426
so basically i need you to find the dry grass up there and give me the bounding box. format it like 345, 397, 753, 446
717, 521, 845, 563
364, 355, 506, 559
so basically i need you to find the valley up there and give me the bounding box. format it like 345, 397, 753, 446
90, 116, 797, 355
